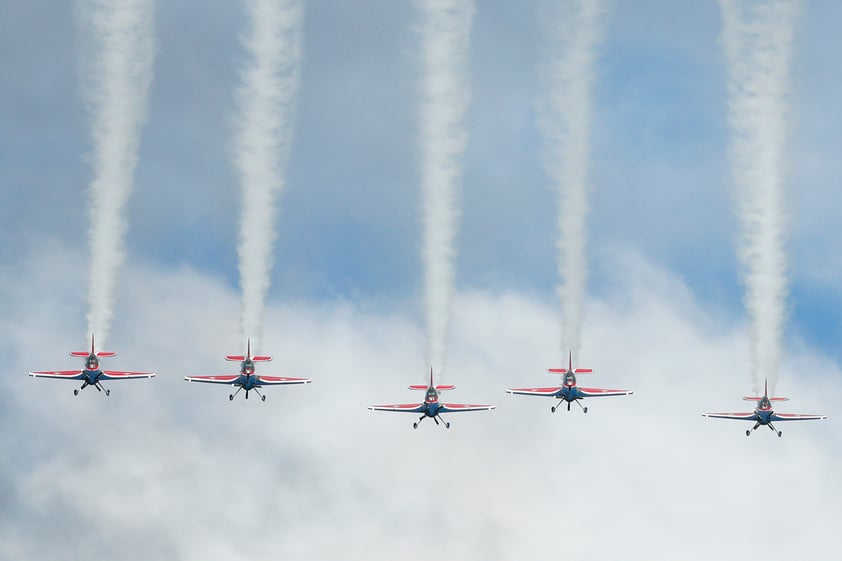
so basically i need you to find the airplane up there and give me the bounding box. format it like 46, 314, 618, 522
29, 335, 156, 396
703, 379, 827, 437
183, 339, 310, 402
507, 351, 633, 413
368, 368, 495, 429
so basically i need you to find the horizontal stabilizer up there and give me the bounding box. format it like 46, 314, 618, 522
547, 368, 568, 374
743, 396, 789, 402
225, 355, 246, 362
251, 355, 272, 362
96, 351, 116, 358
573, 368, 593, 374
70, 351, 90, 357
408, 384, 455, 390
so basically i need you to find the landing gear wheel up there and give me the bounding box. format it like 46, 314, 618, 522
413, 422, 418, 429
551, 406, 556, 413
229, 394, 234, 401
583, 407, 588, 414
261, 395, 266, 402
105, 389, 110, 396
445, 422, 450, 429
74, 389, 79, 396
746, 430, 751, 437
778, 431, 782, 437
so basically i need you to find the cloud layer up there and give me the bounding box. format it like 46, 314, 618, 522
2, 246, 838, 560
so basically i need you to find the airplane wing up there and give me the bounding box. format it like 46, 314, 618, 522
184, 375, 240, 385
368, 403, 426, 413
256, 375, 311, 386
702, 412, 758, 421
771, 413, 828, 422
578, 387, 634, 397
29, 370, 85, 380
440, 403, 496, 413
506, 386, 562, 396
100, 370, 156, 380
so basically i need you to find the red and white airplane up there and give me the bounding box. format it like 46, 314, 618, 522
703, 379, 827, 437
184, 339, 310, 402
507, 351, 633, 413
369, 368, 495, 429
29, 335, 155, 396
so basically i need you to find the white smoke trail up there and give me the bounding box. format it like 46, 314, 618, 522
538, 0, 604, 364
232, 0, 304, 353
417, 0, 475, 377
720, 0, 797, 395
78, 0, 156, 349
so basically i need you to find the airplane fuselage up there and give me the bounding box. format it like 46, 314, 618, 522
423, 390, 443, 417
237, 374, 260, 390
82, 368, 104, 384
556, 373, 582, 402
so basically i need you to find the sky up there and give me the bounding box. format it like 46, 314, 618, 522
1, 0, 841, 559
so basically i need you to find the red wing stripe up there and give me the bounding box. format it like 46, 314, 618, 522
29, 370, 84, 378
184, 375, 239, 383
257, 376, 311, 384
579, 387, 633, 396
440, 403, 496, 412
773, 413, 828, 421
507, 387, 561, 395
368, 403, 425, 412
101, 370, 156, 379
702, 412, 757, 420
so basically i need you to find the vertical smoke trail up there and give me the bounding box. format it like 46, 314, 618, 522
79, 0, 156, 348
538, 0, 604, 363
417, 0, 475, 377
720, 0, 797, 395
233, 0, 304, 353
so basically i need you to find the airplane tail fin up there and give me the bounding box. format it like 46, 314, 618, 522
548, 351, 593, 374
242, 338, 272, 362
743, 379, 788, 401
71, 334, 115, 357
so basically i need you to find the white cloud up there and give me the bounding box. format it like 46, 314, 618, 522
1, 245, 839, 560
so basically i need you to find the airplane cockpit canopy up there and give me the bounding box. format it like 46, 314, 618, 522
426, 388, 438, 401
759, 396, 771, 410
564, 372, 576, 386
243, 360, 255, 375
86, 356, 99, 370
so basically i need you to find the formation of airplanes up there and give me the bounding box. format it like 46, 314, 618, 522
29, 336, 828, 435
